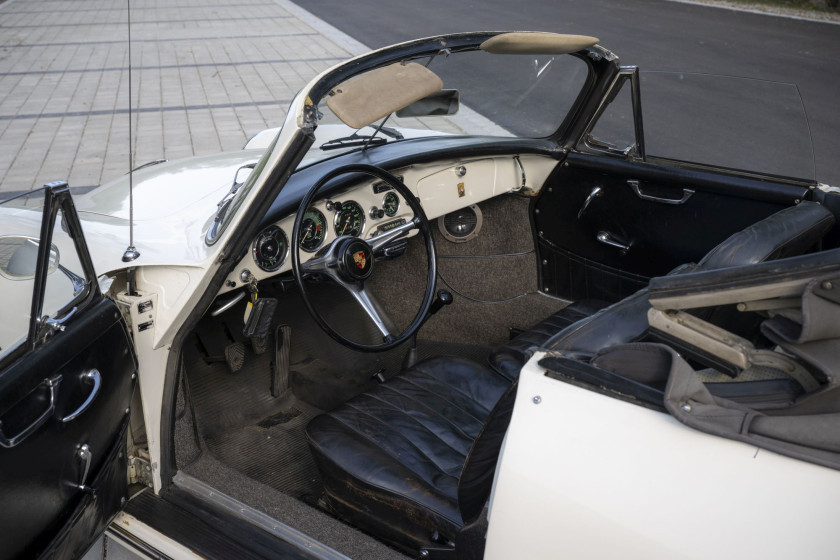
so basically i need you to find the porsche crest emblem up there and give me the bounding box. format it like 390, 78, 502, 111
353, 250, 367, 269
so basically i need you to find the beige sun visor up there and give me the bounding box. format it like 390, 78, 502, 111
480, 32, 599, 55
326, 62, 444, 129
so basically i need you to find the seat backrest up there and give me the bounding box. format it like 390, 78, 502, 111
697, 201, 835, 269
457, 379, 518, 524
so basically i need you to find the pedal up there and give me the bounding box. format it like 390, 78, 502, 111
225, 342, 245, 374
243, 298, 278, 355
251, 335, 268, 355
271, 325, 291, 397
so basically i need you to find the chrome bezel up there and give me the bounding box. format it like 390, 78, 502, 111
332, 200, 365, 237
382, 192, 400, 217
299, 208, 328, 253
252, 225, 289, 272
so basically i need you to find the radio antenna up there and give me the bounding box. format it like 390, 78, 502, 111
121, 0, 139, 294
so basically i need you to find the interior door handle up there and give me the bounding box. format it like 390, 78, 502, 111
577, 185, 603, 219
61, 369, 101, 423
627, 180, 694, 205
0, 375, 62, 448
597, 231, 631, 254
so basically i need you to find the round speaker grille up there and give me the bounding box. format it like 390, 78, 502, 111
438, 205, 483, 243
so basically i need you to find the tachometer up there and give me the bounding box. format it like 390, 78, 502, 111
334, 201, 365, 237
382, 192, 399, 217
252, 225, 288, 272
300, 208, 327, 252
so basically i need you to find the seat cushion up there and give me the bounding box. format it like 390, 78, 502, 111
488, 299, 608, 380
305, 356, 509, 550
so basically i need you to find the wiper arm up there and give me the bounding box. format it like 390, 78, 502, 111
320, 133, 388, 151
209, 163, 256, 235
372, 124, 403, 140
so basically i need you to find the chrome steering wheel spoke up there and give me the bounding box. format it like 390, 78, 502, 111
345, 283, 396, 340
369, 219, 418, 254
290, 164, 437, 352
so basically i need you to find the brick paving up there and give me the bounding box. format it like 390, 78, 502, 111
0, 0, 500, 200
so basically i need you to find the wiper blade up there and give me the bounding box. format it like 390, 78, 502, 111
320, 133, 388, 151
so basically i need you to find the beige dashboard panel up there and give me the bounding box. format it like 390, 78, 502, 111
414, 155, 557, 219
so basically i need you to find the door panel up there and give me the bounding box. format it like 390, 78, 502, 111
0, 185, 137, 560
534, 153, 810, 302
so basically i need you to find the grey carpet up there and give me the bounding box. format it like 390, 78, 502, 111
184, 454, 410, 560
370, 194, 567, 345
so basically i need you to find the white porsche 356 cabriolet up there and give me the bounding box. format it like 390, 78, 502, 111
1, 32, 839, 560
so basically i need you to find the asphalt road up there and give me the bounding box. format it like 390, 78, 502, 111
295, 0, 840, 186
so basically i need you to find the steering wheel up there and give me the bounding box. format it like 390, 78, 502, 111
290, 164, 437, 352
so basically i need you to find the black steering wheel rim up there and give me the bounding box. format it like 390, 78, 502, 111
290, 163, 437, 352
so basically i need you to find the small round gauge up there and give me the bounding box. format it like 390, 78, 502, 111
382, 192, 400, 217
252, 225, 288, 272
334, 201, 365, 237
299, 208, 327, 252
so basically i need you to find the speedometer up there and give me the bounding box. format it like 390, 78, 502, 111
252, 225, 288, 272
300, 208, 327, 252
334, 201, 365, 237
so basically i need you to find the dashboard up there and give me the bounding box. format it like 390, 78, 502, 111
221, 154, 559, 293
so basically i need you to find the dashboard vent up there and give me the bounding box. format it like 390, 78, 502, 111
438, 205, 483, 243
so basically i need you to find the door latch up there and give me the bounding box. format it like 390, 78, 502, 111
76, 443, 94, 494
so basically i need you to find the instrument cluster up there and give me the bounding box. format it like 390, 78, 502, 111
250, 177, 408, 274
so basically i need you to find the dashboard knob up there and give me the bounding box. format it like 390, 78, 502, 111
369, 206, 385, 219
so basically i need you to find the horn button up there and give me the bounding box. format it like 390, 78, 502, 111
338, 239, 374, 281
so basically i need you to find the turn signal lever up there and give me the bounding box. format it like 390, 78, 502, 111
400, 290, 453, 371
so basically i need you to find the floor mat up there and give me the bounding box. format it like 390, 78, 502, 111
202, 398, 324, 503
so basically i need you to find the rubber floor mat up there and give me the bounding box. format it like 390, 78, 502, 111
203, 401, 324, 503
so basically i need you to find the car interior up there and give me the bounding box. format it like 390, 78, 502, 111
168, 136, 840, 559
163, 36, 840, 560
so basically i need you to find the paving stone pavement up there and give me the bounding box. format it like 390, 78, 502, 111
0, 0, 498, 199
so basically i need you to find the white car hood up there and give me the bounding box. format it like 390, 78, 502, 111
74, 150, 263, 276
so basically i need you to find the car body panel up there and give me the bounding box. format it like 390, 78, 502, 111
487, 351, 840, 559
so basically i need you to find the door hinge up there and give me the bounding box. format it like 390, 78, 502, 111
128, 453, 154, 488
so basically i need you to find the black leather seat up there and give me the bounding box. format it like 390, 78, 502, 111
488, 299, 608, 380
489, 201, 835, 377
305, 356, 516, 554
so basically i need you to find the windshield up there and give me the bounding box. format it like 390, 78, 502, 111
308, 49, 591, 165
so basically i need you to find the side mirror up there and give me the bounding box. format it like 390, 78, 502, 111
0, 236, 59, 280
396, 89, 460, 118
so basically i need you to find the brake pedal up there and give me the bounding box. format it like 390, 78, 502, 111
225, 342, 245, 374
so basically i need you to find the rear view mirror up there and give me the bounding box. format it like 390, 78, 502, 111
0, 236, 59, 280
396, 89, 460, 118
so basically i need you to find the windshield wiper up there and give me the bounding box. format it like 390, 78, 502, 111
320, 133, 387, 151
319, 123, 404, 151
207, 163, 256, 241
